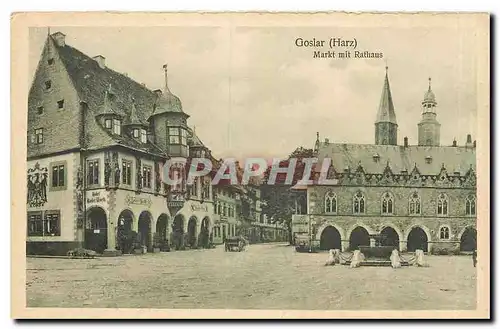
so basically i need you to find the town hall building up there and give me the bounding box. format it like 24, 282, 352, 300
292, 67, 477, 254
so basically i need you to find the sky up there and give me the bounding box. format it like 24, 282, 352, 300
29, 24, 479, 160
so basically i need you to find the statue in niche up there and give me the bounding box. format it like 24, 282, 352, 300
114, 162, 121, 187
155, 163, 161, 194
104, 152, 112, 187
136, 157, 142, 191
104, 162, 112, 186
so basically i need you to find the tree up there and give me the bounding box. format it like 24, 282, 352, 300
260, 147, 314, 244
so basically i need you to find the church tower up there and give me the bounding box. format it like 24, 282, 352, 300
375, 66, 398, 145
418, 78, 441, 146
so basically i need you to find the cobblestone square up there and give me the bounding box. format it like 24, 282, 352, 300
26, 243, 477, 310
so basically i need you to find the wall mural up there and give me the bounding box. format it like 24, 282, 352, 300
27, 162, 48, 207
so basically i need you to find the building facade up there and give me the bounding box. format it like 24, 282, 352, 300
27, 31, 285, 255
292, 68, 477, 254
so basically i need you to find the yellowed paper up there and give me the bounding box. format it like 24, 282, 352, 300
12, 12, 490, 319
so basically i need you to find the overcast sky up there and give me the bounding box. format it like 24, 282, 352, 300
29, 24, 479, 159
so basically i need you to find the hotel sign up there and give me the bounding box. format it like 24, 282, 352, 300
87, 191, 106, 204
125, 195, 152, 208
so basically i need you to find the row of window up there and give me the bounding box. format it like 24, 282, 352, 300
324, 191, 476, 216
213, 224, 237, 239
87, 159, 153, 189
215, 201, 237, 218
189, 177, 211, 199
27, 210, 60, 236
31, 123, 187, 148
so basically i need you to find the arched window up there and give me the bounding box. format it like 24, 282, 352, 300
409, 192, 421, 215
324, 191, 337, 214
439, 226, 450, 240
381, 192, 394, 214
466, 195, 476, 216
353, 191, 365, 214
437, 193, 448, 216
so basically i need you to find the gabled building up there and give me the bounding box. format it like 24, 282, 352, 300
292, 67, 477, 254
27, 31, 216, 255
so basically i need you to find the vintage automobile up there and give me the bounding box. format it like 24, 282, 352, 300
224, 236, 248, 252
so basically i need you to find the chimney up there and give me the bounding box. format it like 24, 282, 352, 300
93, 55, 106, 69
324, 138, 330, 145
153, 89, 163, 97
51, 32, 66, 47
452, 138, 457, 147
403, 137, 408, 147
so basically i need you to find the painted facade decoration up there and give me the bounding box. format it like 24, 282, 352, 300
27, 162, 48, 207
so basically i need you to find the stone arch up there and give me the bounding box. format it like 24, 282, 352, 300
348, 226, 371, 250
406, 224, 431, 252
138, 211, 153, 251
379, 223, 403, 242
117, 208, 135, 232
315, 222, 345, 241
198, 216, 211, 248
187, 215, 198, 248
345, 223, 375, 239
459, 226, 477, 252
156, 213, 170, 248
116, 208, 136, 253
319, 225, 342, 250
172, 214, 185, 250
380, 226, 400, 249
85, 206, 108, 253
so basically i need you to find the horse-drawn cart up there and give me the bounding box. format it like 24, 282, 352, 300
224, 236, 248, 252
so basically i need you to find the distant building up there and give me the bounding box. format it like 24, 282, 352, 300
292, 67, 477, 254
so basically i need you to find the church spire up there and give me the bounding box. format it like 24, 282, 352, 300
375, 66, 397, 125
374, 66, 398, 145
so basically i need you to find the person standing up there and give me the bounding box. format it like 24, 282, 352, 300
472, 249, 477, 268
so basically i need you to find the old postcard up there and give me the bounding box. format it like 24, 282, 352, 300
11, 12, 490, 319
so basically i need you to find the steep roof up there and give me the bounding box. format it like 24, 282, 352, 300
375, 68, 397, 125
315, 143, 476, 176
53, 36, 166, 157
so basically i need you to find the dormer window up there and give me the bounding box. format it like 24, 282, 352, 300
57, 99, 64, 110
113, 119, 121, 135
44, 80, 52, 90
425, 155, 432, 164
36, 106, 44, 115
373, 153, 380, 162
133, 128, 139, 138
140, 129, 147, 143
48, 58, 54, 65
105, 119, 112, 129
